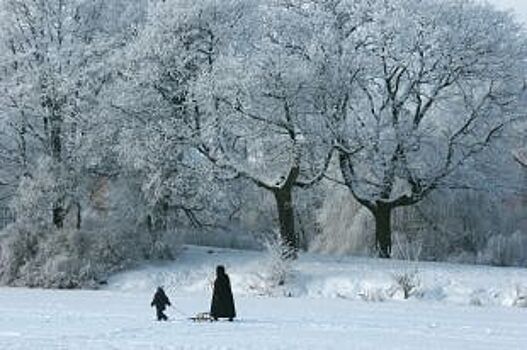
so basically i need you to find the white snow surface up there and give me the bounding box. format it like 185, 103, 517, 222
1, 245, 527, 349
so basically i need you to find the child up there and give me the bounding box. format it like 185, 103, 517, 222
151, 286, 171, 321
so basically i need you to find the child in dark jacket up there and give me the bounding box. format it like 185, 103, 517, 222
151, 286, 171, 321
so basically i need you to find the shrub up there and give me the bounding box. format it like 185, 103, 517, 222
248, 231, 294, 296
358, 285, 387, 302
0, 219, 182, 288
511, 284, 527, 308
392, 270, 421, 299
478, 231, 527, 267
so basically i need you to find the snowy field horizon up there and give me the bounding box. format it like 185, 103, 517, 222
1, 245, 526, 349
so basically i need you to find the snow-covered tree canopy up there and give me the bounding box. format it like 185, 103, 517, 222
0, 0, 526, 288
291, 0, 527, 257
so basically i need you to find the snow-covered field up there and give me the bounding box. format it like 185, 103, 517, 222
1, 246, 527, 349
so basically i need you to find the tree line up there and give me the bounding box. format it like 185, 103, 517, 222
0, 0, 525, 287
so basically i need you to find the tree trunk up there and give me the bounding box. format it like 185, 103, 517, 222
372, 203, 393, 258
53, 199, 65, 229
50, 106, 64, 229
51, 121, 62, 162
76, 201, 81, 230
274, 188, 297, 259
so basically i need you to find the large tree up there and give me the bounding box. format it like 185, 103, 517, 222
0, 0, 138, 227
111, 0, 256, 235
194, 1, 334, 256
316, 0, 527, 257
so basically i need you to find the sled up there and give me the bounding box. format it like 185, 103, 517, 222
189, 312, 215, 322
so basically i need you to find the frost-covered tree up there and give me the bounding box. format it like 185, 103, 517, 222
0, 0, 154, 288
194, 1, 334, 256
110, 0, 254, 235
316, 0, 527, 257
0, 0, 139, 227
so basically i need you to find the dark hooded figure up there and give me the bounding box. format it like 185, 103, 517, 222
151, 286, 171, 321
210, 265, 236, 321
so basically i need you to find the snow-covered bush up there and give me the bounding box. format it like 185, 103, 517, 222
1, 225, 87, 288
511, 285, 527, 308
391, 270, 421, 299
0, 222, 44, 285
357, 284, 388, 302
478, 231, 527, 267
248, 231, 294, 296
263, 232, 293, 286
0, 209, 183, 288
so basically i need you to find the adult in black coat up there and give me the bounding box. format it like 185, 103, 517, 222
210, 265, 236, 321
151, 286, 171, 321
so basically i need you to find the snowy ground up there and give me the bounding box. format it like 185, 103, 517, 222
1, 246, 527, 349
